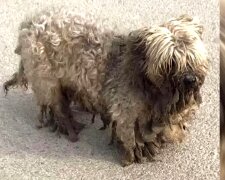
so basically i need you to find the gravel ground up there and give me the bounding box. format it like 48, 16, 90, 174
0, 0, 219, 179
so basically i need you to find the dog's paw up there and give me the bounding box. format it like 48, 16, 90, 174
72, 120, 85, 134
99, 125, 107, 130
67, 134, 78, 142
120, 147, 135, 167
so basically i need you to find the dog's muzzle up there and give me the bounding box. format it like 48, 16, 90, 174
183, 74, 196, 86
183, 74, 197, 90
183, 74, 196, 89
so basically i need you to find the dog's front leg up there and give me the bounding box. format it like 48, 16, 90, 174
115, 120, 136, 166
110, 104, 136, 166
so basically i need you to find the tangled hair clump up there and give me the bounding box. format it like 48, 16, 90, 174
16, 9, 115, 103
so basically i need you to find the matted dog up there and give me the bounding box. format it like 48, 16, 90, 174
4, 9, 209, 166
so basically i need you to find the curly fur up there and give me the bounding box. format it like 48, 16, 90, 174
4, 9, 208, 166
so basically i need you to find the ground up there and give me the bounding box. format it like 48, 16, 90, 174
0, 0, 219, 179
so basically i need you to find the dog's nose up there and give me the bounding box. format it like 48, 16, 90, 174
183, 74, 196, 86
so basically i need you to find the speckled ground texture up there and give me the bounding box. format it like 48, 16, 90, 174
0, 0, 219, 179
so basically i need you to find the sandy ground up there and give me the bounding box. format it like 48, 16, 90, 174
0, 0, 219, 179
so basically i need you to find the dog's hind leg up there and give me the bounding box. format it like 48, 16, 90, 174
32, 78, 78, 142
91, 114, 95, 124
36, 105, 48, 129
99, 113, 110, 130
52, 96, 78, 142
61, 88, 85, 135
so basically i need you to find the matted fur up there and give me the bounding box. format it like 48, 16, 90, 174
132, 16, 208, 87
4, 9, 208, 166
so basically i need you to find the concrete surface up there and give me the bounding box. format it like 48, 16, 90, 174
0, 0, 219, 179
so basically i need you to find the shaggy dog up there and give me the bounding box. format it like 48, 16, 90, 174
221, 0, 225, 178
4, 9, 208, 166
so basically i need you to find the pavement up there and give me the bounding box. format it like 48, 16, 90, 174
0, 0, 219, 179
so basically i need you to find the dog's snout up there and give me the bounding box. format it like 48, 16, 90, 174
183, 74, 196, 86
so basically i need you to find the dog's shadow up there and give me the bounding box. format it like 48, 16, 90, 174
0, 86, 120, 165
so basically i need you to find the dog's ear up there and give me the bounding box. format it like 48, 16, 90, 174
126, 28, 147, 58
126, 27, 169, 88
166, 14, 204, 39
177, 14, 204, 38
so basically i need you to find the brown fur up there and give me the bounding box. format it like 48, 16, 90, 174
4, 9, 208, 166
102, 15, 207, 165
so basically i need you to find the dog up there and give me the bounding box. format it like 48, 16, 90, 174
4, 9, 208, 166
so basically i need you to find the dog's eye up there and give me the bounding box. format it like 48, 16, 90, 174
169, 60, 177, 74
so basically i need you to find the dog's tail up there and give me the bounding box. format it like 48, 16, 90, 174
3, 47, 28, 95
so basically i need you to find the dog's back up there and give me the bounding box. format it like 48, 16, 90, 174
15, 10, 117, 111
4, 9, 122, 142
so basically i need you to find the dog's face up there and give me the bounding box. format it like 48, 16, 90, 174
128, 14, 209, 112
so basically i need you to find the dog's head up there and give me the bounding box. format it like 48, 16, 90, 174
127, 15, 209, 113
